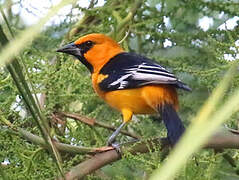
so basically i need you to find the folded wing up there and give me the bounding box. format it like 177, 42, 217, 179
99, 52, 191, 92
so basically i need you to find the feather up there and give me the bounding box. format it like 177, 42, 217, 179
99, 52, 191, 92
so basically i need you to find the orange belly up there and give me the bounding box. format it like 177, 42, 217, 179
104, 85, 178, 114
91, 73, 179, 118
104, 87, 156, 114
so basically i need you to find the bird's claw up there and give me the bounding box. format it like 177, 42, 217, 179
107, 138, 122, 156
111, 142, 122, 157
107, 139, 114, 147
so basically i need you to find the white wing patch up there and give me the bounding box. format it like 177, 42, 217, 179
125, 62, 177, 83
132, 73, 176, 82
109, 73, 131, 89
108, 62, 178, 89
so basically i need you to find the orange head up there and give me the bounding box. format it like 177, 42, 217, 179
57, 33, 124, 73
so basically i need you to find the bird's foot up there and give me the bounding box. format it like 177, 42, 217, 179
111, 142, 122, 156
107, 138, 122, 156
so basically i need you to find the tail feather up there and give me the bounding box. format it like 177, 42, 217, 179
176, 81, 192, 92
159, 104, 185, 145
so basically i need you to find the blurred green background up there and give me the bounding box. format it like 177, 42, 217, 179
0, 0, 239, 179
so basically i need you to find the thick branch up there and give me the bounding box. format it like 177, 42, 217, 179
204, 128, 239, 149
61, 128, 239, 180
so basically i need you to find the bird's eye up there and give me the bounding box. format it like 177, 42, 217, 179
77, 40, 95, 54
86, 41, 93, 46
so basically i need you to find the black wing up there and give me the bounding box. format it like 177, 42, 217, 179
99, 52, 191, 92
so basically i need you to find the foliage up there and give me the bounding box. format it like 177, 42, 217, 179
0, 0, 239, 179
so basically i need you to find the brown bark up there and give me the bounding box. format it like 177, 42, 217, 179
59, 128, 239, 180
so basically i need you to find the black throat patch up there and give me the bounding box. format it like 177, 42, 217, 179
74, 54, 93, 73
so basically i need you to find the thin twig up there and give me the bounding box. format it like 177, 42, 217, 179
58, 112, 141, 139
18, 128, 113, 155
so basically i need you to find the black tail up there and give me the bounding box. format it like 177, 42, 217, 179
176, 81, 192, 92
159, 104, 185, 145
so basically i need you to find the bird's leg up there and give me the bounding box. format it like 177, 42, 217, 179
107, 122, 126, 146
107, 109, 132, 154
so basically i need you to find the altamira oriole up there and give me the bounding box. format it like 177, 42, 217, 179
57, 33, 191, 146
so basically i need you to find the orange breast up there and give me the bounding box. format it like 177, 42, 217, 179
92, 73, 179, 115
104, 88, 156, 114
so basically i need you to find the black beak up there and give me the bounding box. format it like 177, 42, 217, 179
56, 42, 82, 57
57, 42, 93, 72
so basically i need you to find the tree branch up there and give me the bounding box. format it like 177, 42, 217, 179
60, 128, 239, 180
18, 128, 113, 155
57, 112, 141, 139
3, 108, 239, 179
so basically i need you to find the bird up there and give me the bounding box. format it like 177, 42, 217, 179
57, 33, 191, 147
